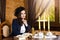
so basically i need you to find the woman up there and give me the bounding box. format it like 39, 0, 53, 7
12, 6, 31, 36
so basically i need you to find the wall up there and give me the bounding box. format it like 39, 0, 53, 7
6, 0, 25, 25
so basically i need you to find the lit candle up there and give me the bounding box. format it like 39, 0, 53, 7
48, 17, 50, 31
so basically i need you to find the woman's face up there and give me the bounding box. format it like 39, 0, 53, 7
20, 10, 26, 19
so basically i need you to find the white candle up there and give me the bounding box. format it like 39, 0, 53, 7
43, 13, 45, 30
43, 21, 45, 30
38, 16, 41, 30
39, 16, 41, 30
37, 16, 41, 30
48, 17, 50, 31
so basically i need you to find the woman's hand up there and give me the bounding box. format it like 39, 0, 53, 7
22, 19, 28, 26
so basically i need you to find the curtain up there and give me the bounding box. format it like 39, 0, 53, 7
28, 0, 55, 24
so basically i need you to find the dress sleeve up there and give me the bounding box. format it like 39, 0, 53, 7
25, 24, 32, 33
11, 19, 20, 36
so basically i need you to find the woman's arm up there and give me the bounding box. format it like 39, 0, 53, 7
12, 19, 20, 36
25, 24, 32, 33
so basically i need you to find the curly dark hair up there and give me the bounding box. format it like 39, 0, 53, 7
14, 6, 25, 17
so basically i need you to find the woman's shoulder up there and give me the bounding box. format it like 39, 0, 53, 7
12, 19, 19, 26
12, 19, 18, 23
13, 19, 17, 21
12, 19, 18, 22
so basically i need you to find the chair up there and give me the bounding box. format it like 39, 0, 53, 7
0, 21, 11, 37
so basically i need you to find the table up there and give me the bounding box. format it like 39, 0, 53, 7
0, 30, 60, 40
2, 35, 60, 40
